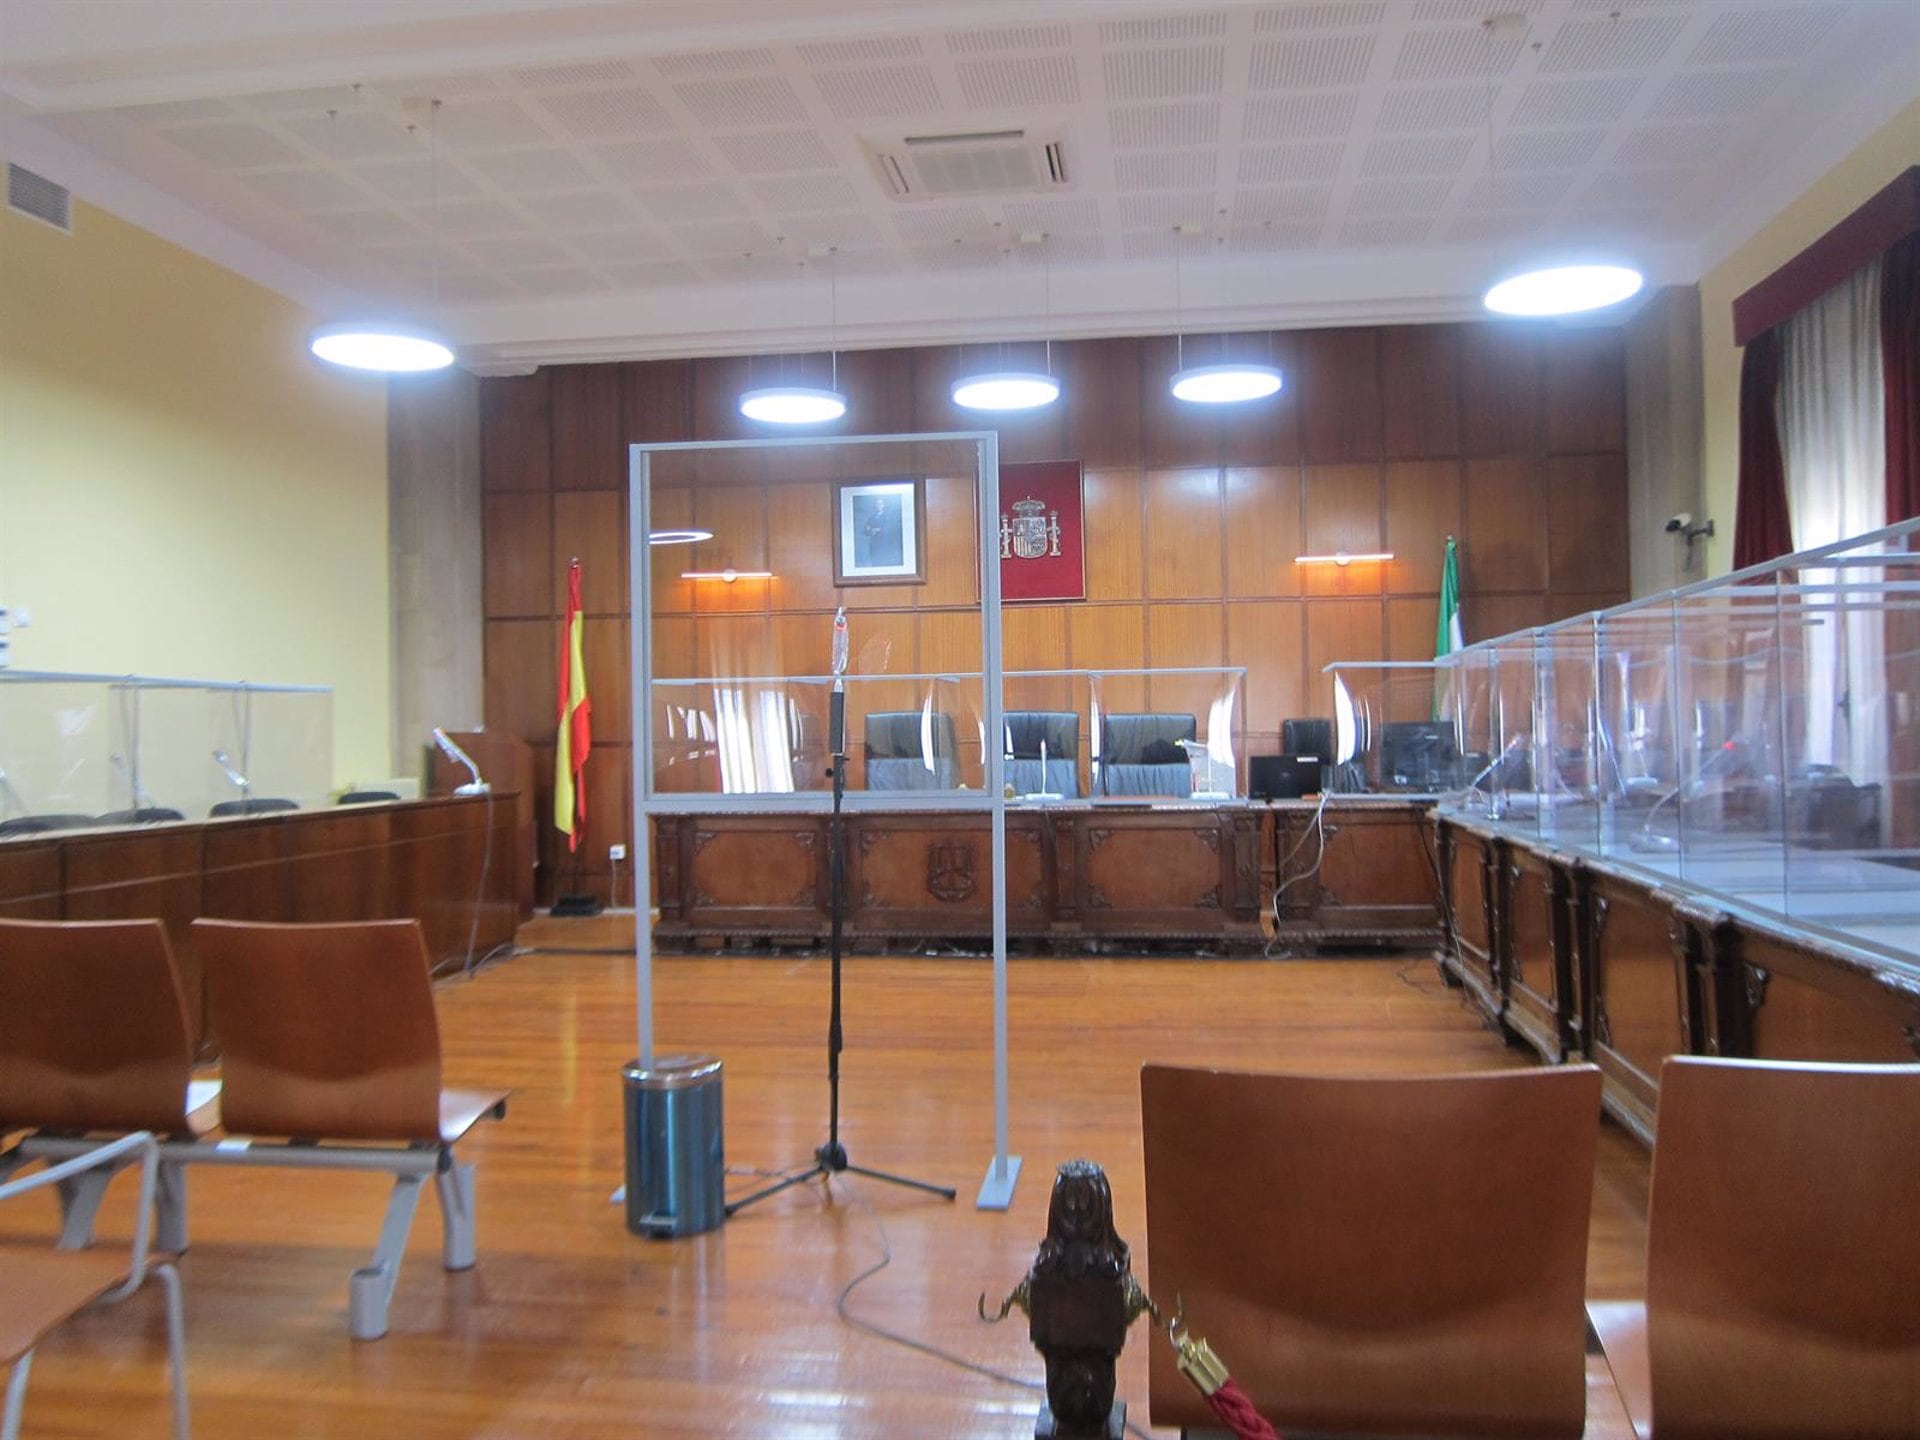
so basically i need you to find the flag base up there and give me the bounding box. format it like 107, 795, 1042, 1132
551, 893, 604, 918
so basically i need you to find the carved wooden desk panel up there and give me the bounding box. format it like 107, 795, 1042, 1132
1265, 799, 1443, 952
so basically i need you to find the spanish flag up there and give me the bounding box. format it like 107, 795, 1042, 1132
555, 558, 592, 851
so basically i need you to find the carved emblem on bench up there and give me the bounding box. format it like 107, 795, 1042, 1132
927, 841, 977, 902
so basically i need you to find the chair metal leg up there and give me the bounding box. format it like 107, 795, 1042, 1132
347, 1173, 425, 1341
55, 1167, 115, 1249
154, 1261, 190, 1440
155, 1162, 190, 1254
2, 1351, 33, 1440
434, 1161, 476, 1272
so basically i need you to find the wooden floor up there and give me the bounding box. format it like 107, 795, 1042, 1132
5, 942, 1648, 1438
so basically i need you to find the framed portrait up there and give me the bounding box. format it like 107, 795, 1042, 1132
833, 476, 926, 586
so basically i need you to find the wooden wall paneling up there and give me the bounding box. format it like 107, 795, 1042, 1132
770, 612, 833, 679
1544, 327, 1626, 454
1217, 332, 1299, 469
1305, 597, 1386, 681
485, 619, 558, 744
1466, 594, 1550, 646
553, 489, 626, 614
1144, 468, 1225, 599
1460, 324, 1544, 456
579, 749, 632, 886
1381, 323, 1463, 459
693, 486, 770, 616
1463, 456, 1548, 592
483, 492, 552, 618
1226, 600, 1306, 742
581, 619, 631, 744
841, 347, 917, 435
691, 355, 760, 442
1003, 605, 1075, 717
1384, 460, 1463, 595
624, 359, 691, 442
1141, 334, 1222, 471
763, 479, 836, 613
1083, 469, 1145, 601
651, 615, 695, 680
1547, 453, 1630, 596
480, 372, 551, 492
1386, 597, 1441, 663
1146, 603, 1226, 717
695, 613, 777, 681
649, 487, 696, 617
1300, 464, 1386, 598
920, 471, 982, 609
1224, 466, 1302, 599
1062, 338, 1143, 469
845, 608, 918, 685
1070, 604, 1148, 713
918, 609, 983, 677
1297, 326, 1384, 463
549, 364, 626, 490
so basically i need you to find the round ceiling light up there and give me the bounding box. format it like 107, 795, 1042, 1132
951, 371, 1061, 412
1170, 362, 1284, 405
1483, 263, 1644, 317
309, 322, 455, 373
647, 529, 714, 546
738, 386, 847, 425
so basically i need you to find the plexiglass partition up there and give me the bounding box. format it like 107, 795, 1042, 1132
0, 672, 332, 828
1437, 519, 1920, 971
1323, 661, 1456, 796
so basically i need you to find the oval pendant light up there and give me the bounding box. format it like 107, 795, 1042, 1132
952, 371, 1061, 412
310, 321, 456, 373
1170, 362, 1283, 404
1482, 263, 1645, 317
739, 386, 847, 424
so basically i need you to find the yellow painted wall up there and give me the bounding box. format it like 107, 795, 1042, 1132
0, 180, 391, 790
1698, 99, 1920, 575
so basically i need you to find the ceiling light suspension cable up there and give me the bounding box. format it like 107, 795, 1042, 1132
740, 245, 848, 424
952, 231, 1060, 412
1169, 223, 1281, 405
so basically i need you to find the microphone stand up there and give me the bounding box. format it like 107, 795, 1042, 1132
727, 671, 955, 1215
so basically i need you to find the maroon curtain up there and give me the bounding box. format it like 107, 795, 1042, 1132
1732, 329, 1792, 568
1885, 232, 1920, 524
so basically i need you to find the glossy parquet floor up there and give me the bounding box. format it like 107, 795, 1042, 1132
4, 940, 1647, 1438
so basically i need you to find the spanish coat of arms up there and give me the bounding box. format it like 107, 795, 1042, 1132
1001, 498, 1063, 561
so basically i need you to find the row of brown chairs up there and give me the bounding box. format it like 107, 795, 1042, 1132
0, 917, 509, 1347
1141, 1059, 1918, 1439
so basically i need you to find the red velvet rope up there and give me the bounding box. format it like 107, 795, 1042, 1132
1204, 1377, 1283, 1440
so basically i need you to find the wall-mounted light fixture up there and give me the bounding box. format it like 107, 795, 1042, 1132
1294, 551, 1395, 567
647, 529, 714, 545
680, 569, 774, 583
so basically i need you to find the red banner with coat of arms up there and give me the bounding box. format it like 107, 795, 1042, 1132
997, 460, 1085, 602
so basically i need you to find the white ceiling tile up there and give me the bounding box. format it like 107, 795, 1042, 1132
1509, 75, 1644, 127
1119, 191, 1217, 229
567, 229, 675, 264
117, 99, 236, 126
1462, 170, 1576, 207
1231, 184, 1333, 220
591, 137, 716, 185
1689, 6, 1845, 65
906, 241, 1003, 271
798, 37, 922, 64
1230, 218, 1324, 248
1581, 167, 1694, 206
1490, 128, 1608, 169
239, 85, 367, 116
239, 167, 374, 211
673, 77, 806, 127
154, 122, 303, 169
1612, 123, 1735, 167
372, 73, 500, 104
1256, 5, 1387, 31
1557, 205, 1671, 241
308, 207, 427, 245
744, 174, 863, 214
945, 24, 1073, 54
1538, 15, 1691, 73
1360, 134, 1476, 177
1444, 210, 1546, 243
462, 148, 595, 193
630, 182, 751, 220
354, 156, 481, 202
1104, 47, 1226, 102
652, 49, 777, 78
1394, 29, 1524, 83
1649, 68, 1785, 120
669, 219, 780, 255
282, 110, 422, 160
511, 61, 637, 89
776, 213, 884, 247
712, 130, 836, 175
1101, 13, 1229, 43
426, 196, 532, 237
498, 264, 603, 293
597, 259, 702, 288
1376, 84, 1493, 132
1009, 232, 1105, 263
1412, 0, 1545, 19
535, 88, 676, 140
826, 249, 907, 276
532, 189, 643, 231
1002, 196, 1104, 234
1119, 228, 1213, 260
462, 233, 573, 267
956, 56, 1081, 109
812, 65, 944, 120
1110, 102, 1222, 151
436, 272, 521, 303
1340, 215, 1433, 246
435, 99, 554, 150
1236, 140, 1345, 184
1251, 35, 1376, 89
1348, 177, 1455, 215
1244, 90, 1359, 140
891, 205, 997, 244
1116, 150, 1218, 191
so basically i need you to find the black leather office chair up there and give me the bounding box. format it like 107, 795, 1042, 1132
209, 797, 299, 818
96, 808, 187, 825
336, 791, 400, 806
1004, 711, 1080, 797
864, 711, 958, 790
0, 814, 96, 837
1098, 713, 1195, 797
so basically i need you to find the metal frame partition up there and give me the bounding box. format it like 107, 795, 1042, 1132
627, 432, 1021, 1211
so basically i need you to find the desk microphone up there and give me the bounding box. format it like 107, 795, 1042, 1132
1632, 738, 1745, 853
211, 749, 250, 792
433, 728, 490, 795
1461, 735, 1524, 813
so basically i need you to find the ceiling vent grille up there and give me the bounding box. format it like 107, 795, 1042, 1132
7, 164, 71, 232
866, 128, 1070, 201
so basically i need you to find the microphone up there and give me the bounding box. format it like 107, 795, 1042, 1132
1633, 738, 1745, 853
433, 728, 490, 795
110, 752, 159, 810
211, 749, 250, 792
828, 607, 848, 761
1461, 735, 1525, 814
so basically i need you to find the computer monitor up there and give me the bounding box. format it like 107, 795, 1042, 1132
1281, 717, 1334, 760
1379, 721, 1456, 793
1250, 754, 1322, 800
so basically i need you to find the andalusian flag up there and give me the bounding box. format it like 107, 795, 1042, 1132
1434, 537, 1463, 721
555, 559, 592, 851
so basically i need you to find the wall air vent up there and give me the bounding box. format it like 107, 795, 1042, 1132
7, 164, 71, 232
865, 128, 1071, 201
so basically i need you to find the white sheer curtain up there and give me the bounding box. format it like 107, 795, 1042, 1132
1778, 258, 1886, 781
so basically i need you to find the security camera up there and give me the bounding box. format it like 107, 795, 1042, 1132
1665, 512, 1693, 534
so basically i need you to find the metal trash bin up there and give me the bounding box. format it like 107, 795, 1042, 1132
623, 1054, 725, 1238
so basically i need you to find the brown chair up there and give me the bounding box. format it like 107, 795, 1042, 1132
1589, 1056, 1920, 1440
1, 1132, 189, 1440
190, 918, 508, 1339
1141, 1062, 1603, 1439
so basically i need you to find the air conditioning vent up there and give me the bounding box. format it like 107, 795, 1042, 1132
7, 164, 71, 232
866, 128, 1072, 201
